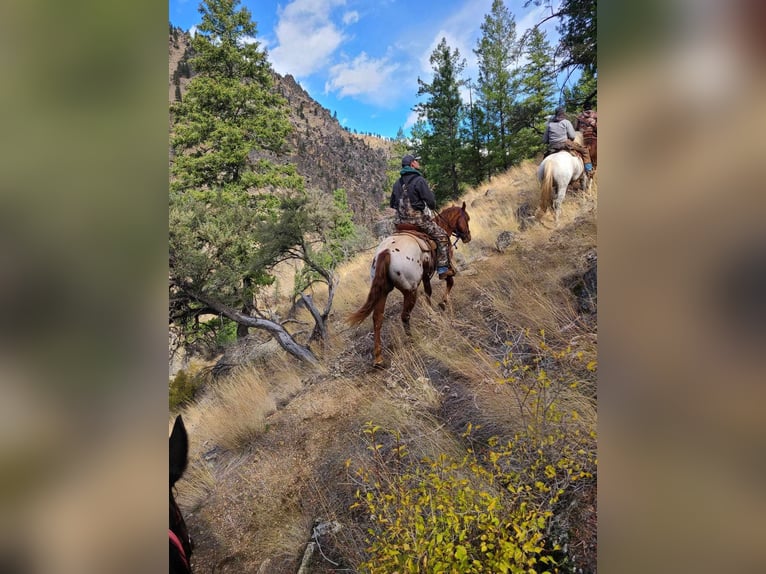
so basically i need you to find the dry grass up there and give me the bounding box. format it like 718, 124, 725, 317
172, 160, 598, 573
193, 368, 277, 451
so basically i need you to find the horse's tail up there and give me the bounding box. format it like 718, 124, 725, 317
539, 161, 555, 213
347, 250, 391, 326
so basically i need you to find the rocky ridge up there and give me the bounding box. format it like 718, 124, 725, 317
169, 26, 393, 226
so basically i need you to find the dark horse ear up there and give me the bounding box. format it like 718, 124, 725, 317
461, 201, 466, 210
169, 414, 188, 487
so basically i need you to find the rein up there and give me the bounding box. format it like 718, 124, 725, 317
169, 529, 190, 571
434, 209, 466, 248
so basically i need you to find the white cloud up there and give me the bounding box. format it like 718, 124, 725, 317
269, 0, 348, 77
325, 52, 400, 105
403, 109, 419, 129
342, 11, 359, 25
517, 1, 562, 37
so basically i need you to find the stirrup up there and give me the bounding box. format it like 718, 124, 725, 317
438, 267, 455, 279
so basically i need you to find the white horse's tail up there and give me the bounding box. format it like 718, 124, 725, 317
539, 161, 554, 213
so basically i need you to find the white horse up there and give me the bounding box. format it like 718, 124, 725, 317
536, 132, 591, 223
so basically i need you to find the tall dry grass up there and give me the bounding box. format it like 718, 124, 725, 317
193, 368, 276, 451
173, 159, 598, 573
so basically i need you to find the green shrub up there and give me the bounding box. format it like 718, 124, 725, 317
351, 421, 596, 573
169, 369, 205, 411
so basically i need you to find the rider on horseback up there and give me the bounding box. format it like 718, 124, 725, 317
390, 154, 454, 280
576, 103, 597, 142
543, 107, 593, 176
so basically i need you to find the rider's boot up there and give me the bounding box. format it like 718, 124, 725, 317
438, 266, 455, 280
436, 241, 455, 280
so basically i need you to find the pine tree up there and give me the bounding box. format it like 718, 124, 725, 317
459, 78, 488, 186
169, 0, 337, 364
562, 67, 597, 111
511, 26, 556, 162
474, 0, 519, 175
525, 0, 596, 75
414, 37, 466, 203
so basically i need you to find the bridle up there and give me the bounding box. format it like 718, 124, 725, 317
169, 528, 190, 571
435, 208, 469, 248
170, 490, 193, 572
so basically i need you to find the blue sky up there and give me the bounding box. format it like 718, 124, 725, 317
169, 0, 565, 139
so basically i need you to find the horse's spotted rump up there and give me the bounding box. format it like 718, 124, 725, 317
347, 203, 472, 366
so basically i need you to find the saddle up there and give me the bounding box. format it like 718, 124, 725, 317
544, 146, 581, 159
393, 224, 437, 253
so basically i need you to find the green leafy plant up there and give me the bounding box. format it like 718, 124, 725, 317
169, 369, 206, 411
351, 420, 596, 573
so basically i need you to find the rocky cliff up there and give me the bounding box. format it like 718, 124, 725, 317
169, 26, 391, 226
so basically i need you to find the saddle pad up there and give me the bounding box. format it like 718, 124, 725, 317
393, 230, 436, 253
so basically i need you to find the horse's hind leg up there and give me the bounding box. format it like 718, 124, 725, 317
422, 276, 433, 307
372, 294, 389, 367
553, 185, 565, 223
401, 290, 417, 336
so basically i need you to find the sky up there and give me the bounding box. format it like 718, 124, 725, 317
169, 0, 566, 139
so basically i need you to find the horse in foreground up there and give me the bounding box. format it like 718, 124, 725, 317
536, 132, 592, 223
170, 415, 193, 574
348, 203, 472, 367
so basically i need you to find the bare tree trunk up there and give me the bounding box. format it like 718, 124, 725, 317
236, 307, 250, 339
302, 294, 327, 343
187, 289, 319, 365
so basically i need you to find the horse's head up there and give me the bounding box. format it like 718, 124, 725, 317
170, 415, 193, 574
444, 201, 471, 244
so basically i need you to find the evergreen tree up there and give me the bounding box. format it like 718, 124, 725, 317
562, 67, 597, 111
414, 38, 466, 203
250, 188, 362, 344
510, 26, 556, 162
169, 0, 338, 364
556, 0, 596, 74
474, 0, 519, 175
525, 0, 596, 75
459, 78, 488, 186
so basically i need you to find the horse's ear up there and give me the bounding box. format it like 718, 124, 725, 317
461, 201, 466, 210
170, 414, 188, 486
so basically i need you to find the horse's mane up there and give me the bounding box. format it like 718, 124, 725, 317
574, 131, 584, 146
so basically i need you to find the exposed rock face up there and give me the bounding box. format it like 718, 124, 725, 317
169, 27, 390, 227
272, 73, 388, 225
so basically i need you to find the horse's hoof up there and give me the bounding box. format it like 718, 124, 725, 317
438, 301, 446, 311
373, 361, 385, 370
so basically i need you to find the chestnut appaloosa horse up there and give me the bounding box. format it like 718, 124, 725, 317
348, 203, 472, 367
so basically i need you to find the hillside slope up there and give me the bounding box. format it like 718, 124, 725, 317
169, 26, 393, 226
173, 162, 598, 573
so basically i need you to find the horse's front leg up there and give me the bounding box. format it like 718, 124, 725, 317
372, 294, 389, 367
439, 276, 454, 310
401, 290, 417, 336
